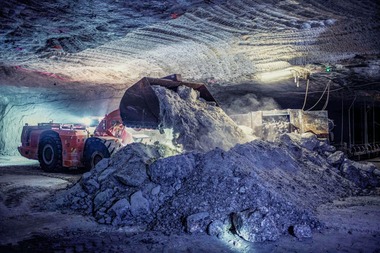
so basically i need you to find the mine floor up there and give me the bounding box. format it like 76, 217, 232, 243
0, 156, 379, 253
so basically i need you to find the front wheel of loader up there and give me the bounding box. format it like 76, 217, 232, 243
38, 134, 63, 172
83, 138, 110, 170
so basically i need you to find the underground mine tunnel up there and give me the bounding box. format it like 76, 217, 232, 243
1, 0, 380, 252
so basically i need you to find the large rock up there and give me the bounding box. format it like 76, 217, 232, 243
80, 172, 100, 194
207, 220, 230, 238
93, 189, 114, 211
177, 85, 199, 101
293, 224, 312, 239
299, 133, 320, 151
130, 190, 150, 217
232, 208, 280, 242
148, 153, 196, 186
327, 151, 345, 167
114, 162, 148, 187
109, 198, 130, 218
318, 141, 336, 153
186, 212, 210, 234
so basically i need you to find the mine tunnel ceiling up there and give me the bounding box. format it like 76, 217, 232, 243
1, 0, 380, 109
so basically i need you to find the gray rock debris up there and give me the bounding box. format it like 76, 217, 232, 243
281, 133, 380, 189
340, 159, 379, 188
152, 85, 252, 153
327, 151, 345, 167
232, 208, 280, 242
51, 133, 379, 243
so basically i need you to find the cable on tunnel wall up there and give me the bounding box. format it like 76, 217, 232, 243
302, 78, 310, 111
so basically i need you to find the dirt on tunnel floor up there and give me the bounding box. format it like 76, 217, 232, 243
0, 157, 380, 253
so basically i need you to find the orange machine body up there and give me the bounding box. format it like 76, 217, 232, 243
18, 109, 130, 169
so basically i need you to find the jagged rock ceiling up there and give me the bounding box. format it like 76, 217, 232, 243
0, 0, 380, 155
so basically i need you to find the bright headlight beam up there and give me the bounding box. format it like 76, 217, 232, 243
257, 67, 311, 85
258, 68, 294, 83
81, 117, 92, 126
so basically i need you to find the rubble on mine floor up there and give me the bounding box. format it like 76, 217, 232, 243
48, 133, 379, 243
45, 87, 380, 244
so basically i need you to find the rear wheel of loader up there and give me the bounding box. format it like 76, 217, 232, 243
83, 137, 110, 170
38, 134, 63, 172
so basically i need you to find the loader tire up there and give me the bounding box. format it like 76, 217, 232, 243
38, 134, 63, 172
83, 137, 110, 170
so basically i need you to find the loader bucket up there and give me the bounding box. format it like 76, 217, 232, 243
119, 75, 217, 129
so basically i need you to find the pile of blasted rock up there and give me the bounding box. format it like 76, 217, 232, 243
281, 133, 379, 189
51, 132, 379, 243
327, 151, 379, 189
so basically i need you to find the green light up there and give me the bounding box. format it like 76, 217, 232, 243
326, 66, 331, 72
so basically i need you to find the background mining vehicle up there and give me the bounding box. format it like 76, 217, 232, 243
18, 74, 216, 172
230, 109, 331, 142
